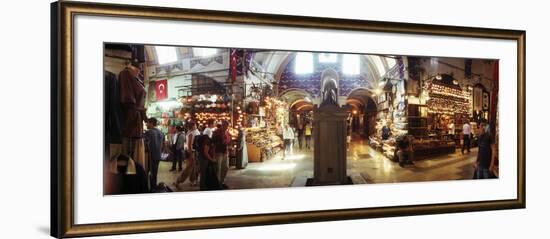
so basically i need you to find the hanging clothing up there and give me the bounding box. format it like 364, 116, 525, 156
122, 138, 146, 174
105, 154, 149, 195
119, 67, 146, 138
105, 70, 123, 144
108, 144, 123, 160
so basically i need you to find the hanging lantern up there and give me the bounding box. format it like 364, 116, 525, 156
210, 94, 218, 103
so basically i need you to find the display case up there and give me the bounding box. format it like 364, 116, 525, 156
412, 138, 456, 159
244, 127, 282, 162
407, 104, 428, 138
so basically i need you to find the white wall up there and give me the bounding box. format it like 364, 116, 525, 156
0, 0, 545, 239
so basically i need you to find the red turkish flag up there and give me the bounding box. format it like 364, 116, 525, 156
155, 79, 168, 101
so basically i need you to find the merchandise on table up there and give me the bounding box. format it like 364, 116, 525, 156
244, 127, 282, 162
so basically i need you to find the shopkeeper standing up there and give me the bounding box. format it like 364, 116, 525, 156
447, 120, 455, 137
462, 119, 472, 154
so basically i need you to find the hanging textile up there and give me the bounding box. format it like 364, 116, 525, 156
105, 70, 123, 144
490, 61, 499, 139
229, 49, 238, 82
119, 67, 146, 138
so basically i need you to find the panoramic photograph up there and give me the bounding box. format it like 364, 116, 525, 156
103, 43, 499, 195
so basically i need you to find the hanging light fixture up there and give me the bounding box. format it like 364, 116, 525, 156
210, 94, 217, 103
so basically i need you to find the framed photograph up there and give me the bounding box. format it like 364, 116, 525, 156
51, 1, 526, 238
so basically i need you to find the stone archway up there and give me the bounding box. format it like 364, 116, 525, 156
347, 88, 378, 138
279, 88, 315, 127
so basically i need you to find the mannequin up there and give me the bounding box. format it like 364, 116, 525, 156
119, 61, 148, 174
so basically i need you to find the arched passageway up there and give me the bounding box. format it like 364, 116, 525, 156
346, 88, 377, 139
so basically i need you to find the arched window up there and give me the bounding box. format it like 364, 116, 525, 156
295, 52, 313, 74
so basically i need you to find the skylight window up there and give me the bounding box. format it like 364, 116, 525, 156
318, 53, 337, 63
295, 52, 313, 74
155, 46, 178, 65
342, 54, 360, 75
193, 48, 217, 57
385, 57, 397, 69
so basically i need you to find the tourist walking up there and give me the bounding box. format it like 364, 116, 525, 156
474, 122, 496, 179
143, 118, 164, 190
174, 122, 200, 189
282, 124, 294, 158
212, 120, 231, 187
304, 121, 312, 150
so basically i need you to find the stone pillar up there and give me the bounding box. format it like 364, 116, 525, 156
312, 104, 349, 185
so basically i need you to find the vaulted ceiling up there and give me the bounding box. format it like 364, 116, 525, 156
144, 46, 398, 108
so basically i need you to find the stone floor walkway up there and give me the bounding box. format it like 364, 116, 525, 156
157, 137, 477, 192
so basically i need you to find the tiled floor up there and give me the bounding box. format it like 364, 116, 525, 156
157, 137, 478, 192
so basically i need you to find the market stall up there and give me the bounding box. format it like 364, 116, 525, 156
242, 96, 286, 162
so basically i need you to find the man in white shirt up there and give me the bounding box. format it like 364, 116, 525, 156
169, 126, 185, 172
448, 121, 455, 135
202, 120, 215, 138
462, 119, 471, 154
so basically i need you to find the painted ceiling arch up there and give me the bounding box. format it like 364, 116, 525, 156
142, 46, 400, 96
266, 52, 397, 98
